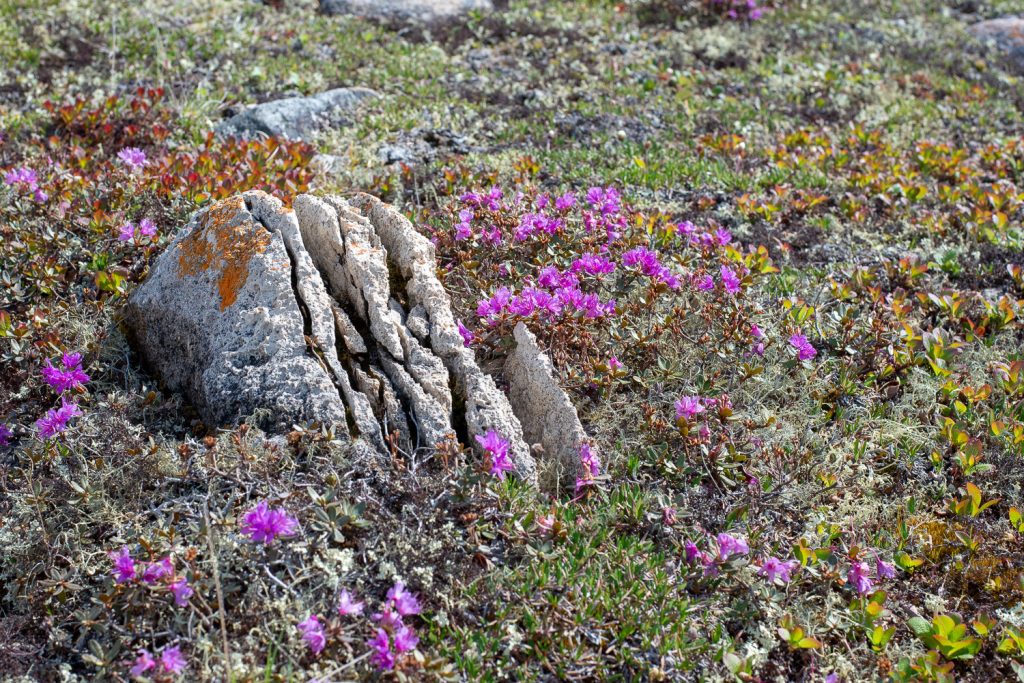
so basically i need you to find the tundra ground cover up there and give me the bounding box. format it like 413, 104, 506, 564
2, 0, 1024, 680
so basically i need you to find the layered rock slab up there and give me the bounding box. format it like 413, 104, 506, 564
505, 322, 590, 480
124, 195, 348, 432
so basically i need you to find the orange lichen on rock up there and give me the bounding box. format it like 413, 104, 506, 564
176, 196, 272, 310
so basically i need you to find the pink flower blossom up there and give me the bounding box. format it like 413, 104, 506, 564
695, 274, 715, 291
716, 533, 750, 560
129, 649, 156, 676
110, 546, 137, 583
239, 500, 298, 544
684, 540, 703, 564
0, 423, 11, 447
159, 645, 186, 674
4, 167, 38, 188
579, 443, 600, 478
759, 556, 799, 584
298, 615, 326, 656
393, 624, 419, 653
476, 429, 513, 479
337, 589, 365, 616
142, 557, 173, 584
169, 578, 193, 607
608, 356, 623, 371
663, 507, 677, 525
368, 628, 395, 670
554, 191, 576, 211
36, 398, 82, 439
40, 353, 90, 394
720, 265, 741, 294
387, 581, 422, 617
118, 147, 148, 171
571, 253, 616, 276
875, 557, 896, 580
675, 396, 705, 420
372, 604, 404, 630
457, 320, 474, 347
138, 218, 157, 238
789, 333, 817, 361
118, 223, 136, 241
848, 561, 873, 595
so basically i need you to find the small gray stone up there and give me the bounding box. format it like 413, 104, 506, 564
216, 87, 377, 141
969, 16, 1024, 74
319, 0, 492, 22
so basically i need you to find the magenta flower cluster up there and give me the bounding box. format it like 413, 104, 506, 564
789, 332, 818, 361
3, 166, 47, 202
118, 217, 158, 243
239, 500, 299, 544
35, 350, 90, 440
368, 581, 422, 670
128, 645, 186, 677
684, 532, 751, 578
117, 147, 148, 172
574, 443, 601, 494
108, 547, 193, 607
475, 429, 514, 479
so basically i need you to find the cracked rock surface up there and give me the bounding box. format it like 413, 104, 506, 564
969, 16, 1024, 75
128, 192, 561, 485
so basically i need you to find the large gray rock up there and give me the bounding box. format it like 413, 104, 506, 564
128, 190, 539, 484
505, 322, 590, 481
125, 195, 348, 432
319, 0, 492, 22
216, 88, 377, 141
969, 16, 1024, 74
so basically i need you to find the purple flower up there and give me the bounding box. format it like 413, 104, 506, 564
129, 649, 156, 677
759, 556, 799, 584
716, 533, 750, 560
33, 188, 48, 203
457, 320, 474, 347
677, 220, 697, 236
848, 561, 873, 595
476, 429, 514, 480
0, 423, 11, 447
393, 624, 419, 653
337, 589, 365, 616
675, 396, 705, 420
608, 356, 623, 372
387, 581, 422, 617
554, 191, 576, 211
586, 186, 621, 215
368, 628, 396, 670
40, 353, 90, 394
169, 578, 193, 607
684, 540, 703, 564
159, 645, 186, 674
110, 546, 137, 584
715, 228, 732, 246
239, 500, 298, 544
118, 147, 147, 171
36, 398, 82, 440
138, 218, 157, 238
298, 615, 326, 656
750, 324, 763, 339
695, 274, 715, 291
454, 208, 473, 241
476, 287, 511, 319
372, 604, 404, 630
142, 557, 173, 584
571, 253, 616, 276
4, 167, 39, 189
789, 333, 817, 361
875, 557, 897, 580
579, 443, 600, 477
720, 265, 741, 294
622, 246, 659, 273
118, 223, 136, 242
